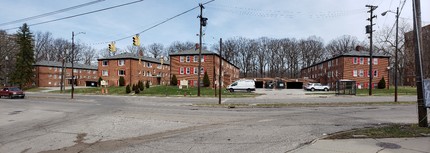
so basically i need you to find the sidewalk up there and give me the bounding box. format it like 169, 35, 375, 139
291, 137, 430, 153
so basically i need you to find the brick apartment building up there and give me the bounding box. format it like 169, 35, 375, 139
97, 53, 170, 86
403, 24, 430, 86
169, 50, 240, 88
300, 50, 390, 89
33, 60, 98, 87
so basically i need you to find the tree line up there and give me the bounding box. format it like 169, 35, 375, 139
0, 21, 415, 87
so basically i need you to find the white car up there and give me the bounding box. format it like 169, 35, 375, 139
304, 83, 330, 91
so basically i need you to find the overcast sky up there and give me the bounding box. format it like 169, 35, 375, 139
1, 0, 429, 52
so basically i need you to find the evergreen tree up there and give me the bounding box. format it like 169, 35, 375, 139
126, 84, 131, 93
98, 77, 103, 87
10, 23, 34, 88
134, 83, 140, 94
378, 77, 386, 89
132, 84, 136, 91
138, 80, 144, 91
119, 76, 125, 86
171, 74, 178, 86
145, 81, 150, 88
203, 71, 210, 87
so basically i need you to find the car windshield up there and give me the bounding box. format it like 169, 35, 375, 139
9, 87, 21, 91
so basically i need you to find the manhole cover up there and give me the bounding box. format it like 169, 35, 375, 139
376, 142, 401, 149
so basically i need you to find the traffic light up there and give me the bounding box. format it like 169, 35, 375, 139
133, 34, 140, 46
108, 42, 116, 52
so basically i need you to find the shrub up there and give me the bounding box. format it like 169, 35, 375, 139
138, 80, 144, 91
171, 74, 178, 86
203, 71, 210, 87
145, 81, 150, 88
378, 77, 386, 89
134, 84, 140, 94
119, 76, 125, 86
126, 84, 131, 93
132, 84, 137, 91
98, 77, 103, 87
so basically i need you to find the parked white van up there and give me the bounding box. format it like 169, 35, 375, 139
227, 79, 255, 92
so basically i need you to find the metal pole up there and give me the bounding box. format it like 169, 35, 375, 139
197, 3, 203, 97
394, 7, 399, 102
412, 0, 428, 127
71, 31, 75, 99
219, 38, 222, 105
366, 5, 377, 95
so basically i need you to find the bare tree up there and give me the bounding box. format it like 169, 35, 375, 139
167, 41, 195, 54
147, 43, 164, 58
256, 37, 269, 77
299, 36, 326, 69
33, 31, 53, 62
326, 35, 359, 57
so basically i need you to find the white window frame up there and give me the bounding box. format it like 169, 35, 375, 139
359, 69, 364, 77
373, 58, 378, 65
118, 60, 125, 66
186, 56, 190, 62
147, 62, 152, 68
102, 70, 108, 76
200, 67, 204, 74
367, 58, 370, 65
359, 57, 364, 64
186, 67, 190, 74
180, 67, 184, 74
194, 67, 198, 74
374, 70, 378, 77
353, 57, 358, 64
194, 55, 198, 62
180, 56, 184, 62
353, 70, 358, 77
102, 60, 108, 66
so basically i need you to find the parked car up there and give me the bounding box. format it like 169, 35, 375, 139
304, 83, 330, 91
0, 87, 25, 99
227, 79, 256, 92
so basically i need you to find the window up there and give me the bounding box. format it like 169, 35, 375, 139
147, 62, 152, 68
73, 69, 78, 73
118, 70, 125, 76
194, 67, 198, 74
186, 56, 190, 62
359, 69, 364, 77
373, 58, 378, 65
200, 67, 204, 74
49, 74, 52, 78
102, 70, 108, 76
367, 58, 370, 65
147, 71, 151, 76
118, 60, 125, 66
93, 71, 96, 74
353, 57, 358, 64
54, 68, 57, 72
54, 74, 57, 79
49, 67, 52, 70
180, 56, 184, 62
328, 61, 331, 67
359, 57, 364, 64
201, 56, 205, 62
186, 67, 190, 74
353, 70, 357, 77
374, 70, 378, 77
102, 60, 108, 66
194, 55, 198, 62
180, 67, 184, 74
157, 64, 161, 69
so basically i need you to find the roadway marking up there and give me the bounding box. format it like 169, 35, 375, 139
221, 99, 229, 104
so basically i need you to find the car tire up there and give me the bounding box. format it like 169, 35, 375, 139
246, 89, 251, 92
311, 88, 315, 92
8, 94, 13, 99
229, 89, 234, 92
324, 88, 328, 91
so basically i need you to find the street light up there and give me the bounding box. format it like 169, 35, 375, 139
382, 7, 399, 102
387, 66, 391, 90
71, 31, 85, 99
160, 56, 167, 96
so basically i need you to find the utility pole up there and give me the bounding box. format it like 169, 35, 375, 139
412, 0, 428, 127
71, 31, 75, 99
394, 7, 399, 102
197, 3, 208, 97
219, 38, 222, 105
366, 5, 377, 96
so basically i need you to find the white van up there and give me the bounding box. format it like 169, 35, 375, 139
227, 79, 255, 92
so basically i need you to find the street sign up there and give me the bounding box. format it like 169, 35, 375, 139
424, 79, 430, 108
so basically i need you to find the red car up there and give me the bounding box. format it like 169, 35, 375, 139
0, 87, 25, 99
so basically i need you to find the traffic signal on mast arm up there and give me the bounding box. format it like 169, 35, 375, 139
133, 34, 140, 46
108, 42, 116, 52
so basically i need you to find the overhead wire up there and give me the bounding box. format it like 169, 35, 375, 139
0, 0, 106, 27
4, 0, 144, 31
91, 0, 215, 45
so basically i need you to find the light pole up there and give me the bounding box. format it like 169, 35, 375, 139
71, 31, 85, 99
4, 56, 8, 86
387, 66, 391, 90
160, 56, 166, 96
382, 7, 399, 102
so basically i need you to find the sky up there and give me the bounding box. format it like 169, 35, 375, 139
1, 0, 429, 52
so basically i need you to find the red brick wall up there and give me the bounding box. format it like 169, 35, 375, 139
170, 54, 239, 87
98, 59, 170, 86
34, 66, 98, 87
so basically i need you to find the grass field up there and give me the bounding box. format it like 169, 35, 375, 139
325, 124, 430, 139
51, 85, 259, 98
356, 86, 417, 96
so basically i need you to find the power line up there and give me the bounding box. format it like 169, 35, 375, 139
92, 0, 215, 45
4, 0, 144, 31
0, 0, 106, 27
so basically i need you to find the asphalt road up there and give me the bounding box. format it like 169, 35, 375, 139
0, 92, 420, 153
